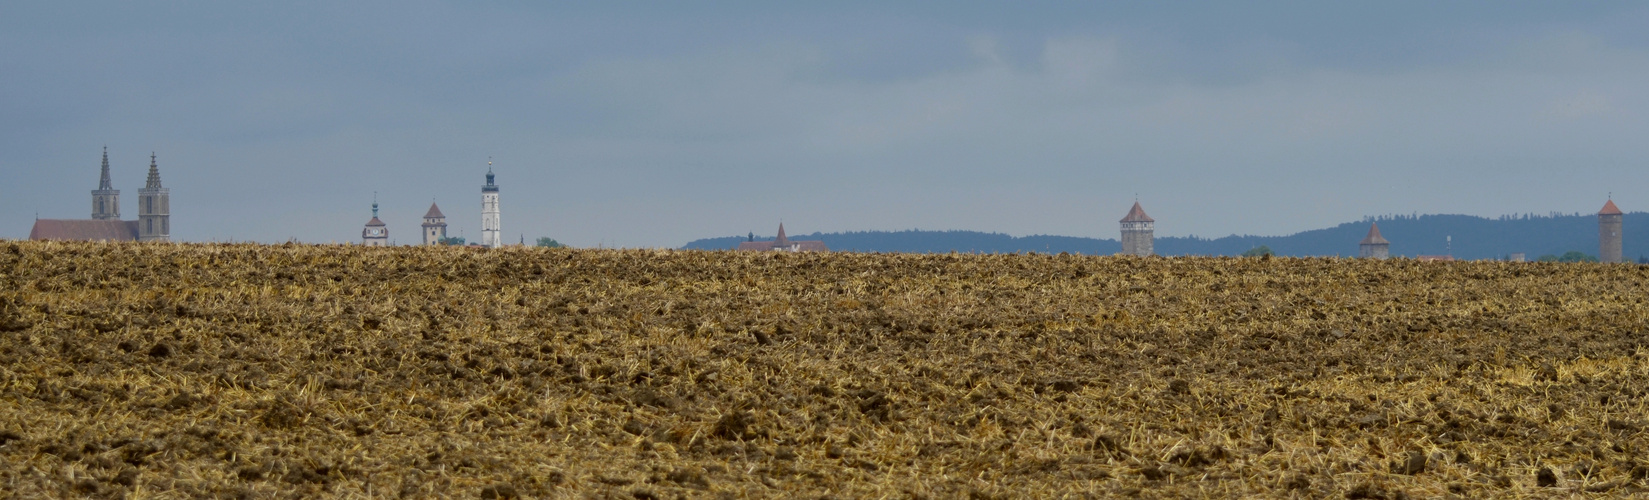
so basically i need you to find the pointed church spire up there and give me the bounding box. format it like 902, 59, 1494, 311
775, 223, 788, 244
144, 152, 163, 189
98, 146, 113, 190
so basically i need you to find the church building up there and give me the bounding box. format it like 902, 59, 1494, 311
737, 223, 829, 252
31, 149, 170, 242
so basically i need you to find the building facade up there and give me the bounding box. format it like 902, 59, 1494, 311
1600, 199, 1623, 263
481, 166, 501, 248
32, 149, 168, 242
362, 200, 388, 246
1358, 222, 1390, 259
1119, 202, 1154, 256
422, 202, 448, 245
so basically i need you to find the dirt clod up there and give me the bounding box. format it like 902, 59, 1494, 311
479, 484, 518, 499
1400, 451, 1426, 475
1537, 467, 1558, 487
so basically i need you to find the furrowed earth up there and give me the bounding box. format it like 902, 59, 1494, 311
2, 241, 1648, 498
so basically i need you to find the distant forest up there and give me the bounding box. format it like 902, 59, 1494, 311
683, 212, 1649, 261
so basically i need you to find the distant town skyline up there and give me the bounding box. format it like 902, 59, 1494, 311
6, 3, 1649, 247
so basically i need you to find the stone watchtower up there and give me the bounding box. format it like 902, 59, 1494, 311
1600, 199, 1623, 263
92, 147, 120, 220
480, 163, 501, 248
362, 200, 388, 246
1119, 201, 1155, 256
421, 202, 448, 245
1359, 222, 1390, 259
137, 153, 170, 242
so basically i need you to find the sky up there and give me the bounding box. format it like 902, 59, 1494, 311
5, 2, 1649, 247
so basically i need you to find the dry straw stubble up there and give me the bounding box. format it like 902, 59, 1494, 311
0, 241, 1647, 497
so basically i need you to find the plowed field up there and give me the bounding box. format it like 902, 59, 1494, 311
2, 241, 1648, 498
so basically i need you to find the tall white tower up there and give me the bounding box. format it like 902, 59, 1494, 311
481, 162, 501, 248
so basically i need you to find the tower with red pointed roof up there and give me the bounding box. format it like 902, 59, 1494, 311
1119, 201, 1154, 256
421, 202, 447, 245
362, 199, 388, 247
1358, 222, 1390, 259
1599, 198, 1623, 263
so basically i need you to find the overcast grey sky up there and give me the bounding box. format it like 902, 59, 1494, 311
5, 2, 1649, 247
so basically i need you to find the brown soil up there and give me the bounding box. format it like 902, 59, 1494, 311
1, 241, 1647, 498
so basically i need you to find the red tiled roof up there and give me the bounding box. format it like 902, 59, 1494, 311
1600, 199, 1623, 215
1359, 223, 1389, 245
29, 219, 139, 241
424, 203, 445, 219
737, 240, 829, 252
1119, 202, 1154, 223
365, 217, 386, 227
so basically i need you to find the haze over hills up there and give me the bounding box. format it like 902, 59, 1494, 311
684, 212, 1649, 261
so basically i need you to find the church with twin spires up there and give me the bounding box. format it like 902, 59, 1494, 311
30, 148, 170, 242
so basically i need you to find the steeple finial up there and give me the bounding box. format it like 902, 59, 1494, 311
372, 192, 379, 218
98, 146, 113, 190
144, 152, 163, 189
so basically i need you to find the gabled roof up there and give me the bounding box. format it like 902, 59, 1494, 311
1600, 199, 1623, 216
30, 219, 139, 241
365, 217, 386, 227
424, 203, 445, 219
1120, 202, 1154, 223
1359, 223, 1389, 245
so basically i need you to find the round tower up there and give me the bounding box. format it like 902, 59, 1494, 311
1599, 199, 1623, 263
1119, 201, 1154, 256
